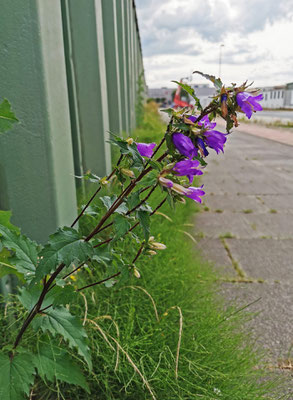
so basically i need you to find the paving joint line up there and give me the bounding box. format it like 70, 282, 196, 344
220, 238, 265, 284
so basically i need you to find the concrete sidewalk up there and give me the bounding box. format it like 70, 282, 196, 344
195, 127, 293, 395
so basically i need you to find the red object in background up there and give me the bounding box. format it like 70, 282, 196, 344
173, 82, 190, 108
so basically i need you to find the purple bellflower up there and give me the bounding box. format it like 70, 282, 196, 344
172, 132, 197, 159
136, 142, 156, 158
198, 115, 217, 130
236, 92, 263, 119
158, 177, 205, 203
172, 183, 205, 203
204, 130, 227, 154
173, 159, 203, 183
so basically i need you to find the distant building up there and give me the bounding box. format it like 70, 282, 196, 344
260, 83, 293, 109
148, 87, 174, 105
190, 84, 215, 108
148, 83, 215, 107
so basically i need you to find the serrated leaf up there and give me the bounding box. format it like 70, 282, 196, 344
32, 306, 92, 369
127, 192, 141, 209
35, 227, 93, 280
0, 224, 38, 280
193, 71, 223, 91
115, 202, 128, 214
137, 210, 150, 241
172, 81, 203, 111
0, 351, 35, 400
0, 99, 19, 134
34, 342, 90, 392
109, 136, 144, 170
137, 170, 158, 188
18, 284, 76, 311
113, 214, 131, 240
148, 159, 162, 171
0, 211, 20, 233
100, 196, 128, 214
0, 247, 24, 280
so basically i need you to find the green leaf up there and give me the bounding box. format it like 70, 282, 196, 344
100, 195, 128, 214
0, 248, 24, 280
0, 211, 20, 233
18, 284, 76, 311
193, 71, 223, 91
35, 227, 93, 280
32, 306, 92, 369
109, 136, 144, 170
115, 203, 128, 214
0, 224, 38, 281
137, 210, 150, 241
127, 192, 141, 209
34, 342, 90, 392
195, 154, 208, 167
137, 170, 158, 188
148, 160, 162, 171
75, 171, 101, 183
172, 81, 203, 111
0, 99, 19, 134
113, 214, 131, 240
0, 351, 35, 400
100, 195, 117, 210
160, 108, 174, 116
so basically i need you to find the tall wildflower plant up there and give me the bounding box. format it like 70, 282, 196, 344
0, 73, 263, 399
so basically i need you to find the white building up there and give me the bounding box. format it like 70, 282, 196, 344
260, 83, 293, 109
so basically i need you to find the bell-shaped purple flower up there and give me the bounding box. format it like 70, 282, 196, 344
136, 142, 156, 158
197, 137, 209, 157
172, 133, 197, 158
198, 115, 217, 130
173, 159, 203, 183
204, 130, 227, 154
172, 183, 205, 203
184, 186, 205, 203
236, 92, 263, 119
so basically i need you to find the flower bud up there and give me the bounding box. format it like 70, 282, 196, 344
133, 267, 141, 278
121, 168, 135, 178
149, 236, 155, 242
158, 176, 174, 188
147, 250, 157, 256
150, 242, 167, 250
100, 177, 109, 185
126, 137, 134, 145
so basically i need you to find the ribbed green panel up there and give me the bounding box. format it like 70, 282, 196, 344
101, 0, 122, 136
0, 0, 77, 243
60, 0, 111, 177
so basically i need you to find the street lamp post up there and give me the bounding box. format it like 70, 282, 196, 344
219, 44, 224, 79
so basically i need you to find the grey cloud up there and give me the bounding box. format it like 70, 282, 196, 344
136, 0, 293, 57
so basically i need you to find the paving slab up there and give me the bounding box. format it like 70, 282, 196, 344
243, 214, 293, 238
221, 282, 293, 361
227, 238, 293, 282
203, 193, 269, 213
196, 212, 260, 239
196, 238, 236, 277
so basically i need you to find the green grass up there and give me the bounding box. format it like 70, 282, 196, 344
31, 103, 283, 399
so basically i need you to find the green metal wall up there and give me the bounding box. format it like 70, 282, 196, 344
0, 0, 145, 245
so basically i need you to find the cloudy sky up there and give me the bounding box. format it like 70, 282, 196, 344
135, 0, 293, 89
